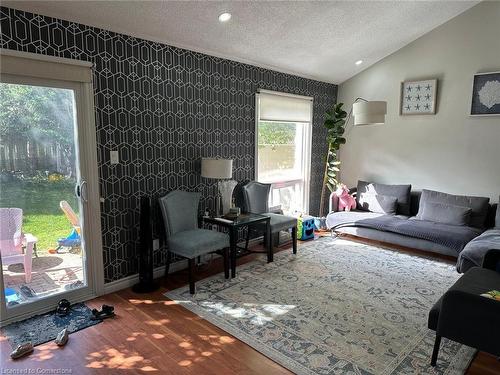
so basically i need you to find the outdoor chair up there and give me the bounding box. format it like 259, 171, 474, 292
0, 208, 37, 283
159, 190, 230, 294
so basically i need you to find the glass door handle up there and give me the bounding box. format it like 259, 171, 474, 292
75, 181, 88, 203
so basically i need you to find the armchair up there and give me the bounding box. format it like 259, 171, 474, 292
241, 181, 297, 261
428, 249, 500, 366
159, 190, 230, 294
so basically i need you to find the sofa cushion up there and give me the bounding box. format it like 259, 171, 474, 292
358, 193, 398, 215
357, 180, 411, 215
456, 229, 500, 273
419, 201, 472, 226
326, 210, 388, 229
416, 189, 490, 229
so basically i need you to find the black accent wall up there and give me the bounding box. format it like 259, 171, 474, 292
0, 7, 337, 283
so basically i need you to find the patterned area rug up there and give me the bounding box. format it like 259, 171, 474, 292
2, 303, 101, 349
166, 238, 475, 375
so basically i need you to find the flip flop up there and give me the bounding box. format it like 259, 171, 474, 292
20, 286, 36, 299
64, 280, 84, 291
91, 304, 115, 320
10, 342, 33, 359
55, 328, 69, 346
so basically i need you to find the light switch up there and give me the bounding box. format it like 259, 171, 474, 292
110, 150, 119, 165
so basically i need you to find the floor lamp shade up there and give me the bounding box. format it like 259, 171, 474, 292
201, 158, 233, 179
353, 101, 387, 125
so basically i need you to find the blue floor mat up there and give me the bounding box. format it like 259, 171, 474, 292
1, 303, 101, 349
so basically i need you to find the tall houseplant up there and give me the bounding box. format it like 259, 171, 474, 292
319, 102, 347, 217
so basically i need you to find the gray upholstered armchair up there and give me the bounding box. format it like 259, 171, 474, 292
159, 190, 230, 294
241, 181, 297, 261
428, 249, 500, 366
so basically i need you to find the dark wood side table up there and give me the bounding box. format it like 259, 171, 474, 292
201, 213, 271, 278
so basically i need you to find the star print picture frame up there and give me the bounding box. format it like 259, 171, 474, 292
470, 71, 500, 116
400, 79, 437, 115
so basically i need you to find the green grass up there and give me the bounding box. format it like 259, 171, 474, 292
0, 180, 78, 252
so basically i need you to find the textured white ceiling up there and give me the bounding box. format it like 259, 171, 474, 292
3, 1, 478, 84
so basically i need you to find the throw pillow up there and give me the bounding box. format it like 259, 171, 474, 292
358, 193, 398, 215
357, 180, 412, 215
419, 201, 472, 226
416, 189, 490, 228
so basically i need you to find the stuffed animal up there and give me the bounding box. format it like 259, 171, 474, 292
335, 184, 356, 212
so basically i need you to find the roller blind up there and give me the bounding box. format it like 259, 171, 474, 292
1, 51, 93, 83
258, 91, 312, 123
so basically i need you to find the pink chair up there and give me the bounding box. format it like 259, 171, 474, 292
0, 208, 37, 283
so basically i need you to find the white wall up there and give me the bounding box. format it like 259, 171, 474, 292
338, 1, 500, 202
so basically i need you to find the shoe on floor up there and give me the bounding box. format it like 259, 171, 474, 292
10, 342, 33, 359
55, 328, 69, 346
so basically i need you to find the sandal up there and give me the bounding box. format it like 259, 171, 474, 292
10, 342, 33, 359
55, 328, 69, 346
91, 304, 115, 320
56, 299, 71, 316
20, 286, 36, 299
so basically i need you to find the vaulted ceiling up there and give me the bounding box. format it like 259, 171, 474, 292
3, 1, 478, 83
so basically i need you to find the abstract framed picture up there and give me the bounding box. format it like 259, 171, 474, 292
400, 79, 437, 115
470, 71, 500, 116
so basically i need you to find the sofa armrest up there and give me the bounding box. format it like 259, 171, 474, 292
482, 249, 500, 272
438, 289, 500, 354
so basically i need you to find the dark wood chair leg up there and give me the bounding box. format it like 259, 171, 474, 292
188, 258, 195, 294
164, 250, 172, 278
431, 335, 441, 366
291, 226, 297, 254
223, 248, 229, 279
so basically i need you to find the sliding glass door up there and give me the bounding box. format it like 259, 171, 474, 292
255, 91, 313, 214
0, 51, 103, 325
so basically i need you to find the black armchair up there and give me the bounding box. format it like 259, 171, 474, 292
428, 249, 500, 366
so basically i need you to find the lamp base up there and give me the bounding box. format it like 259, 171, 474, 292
218, 180, 238, 216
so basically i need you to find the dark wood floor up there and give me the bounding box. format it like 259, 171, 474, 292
1, 236, 499, 374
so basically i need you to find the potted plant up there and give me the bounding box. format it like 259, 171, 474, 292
319, 102, 347, 217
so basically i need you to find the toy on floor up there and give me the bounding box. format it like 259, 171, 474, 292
335, 184, 356, 212
297, 215, 315, 240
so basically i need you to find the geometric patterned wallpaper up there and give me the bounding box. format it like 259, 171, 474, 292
0, 6, 337, 283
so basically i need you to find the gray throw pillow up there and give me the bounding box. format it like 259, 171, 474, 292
358, 193, 398, 214
416, 189, 490, 229
419, 201, 472, 226
357, 180, 412, 215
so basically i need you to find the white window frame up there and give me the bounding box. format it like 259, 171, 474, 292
0, 50, 103, 325
255, 89, 313, 214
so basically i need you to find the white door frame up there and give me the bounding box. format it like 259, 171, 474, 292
254, 92, 313, 213
0, 73, 103, 326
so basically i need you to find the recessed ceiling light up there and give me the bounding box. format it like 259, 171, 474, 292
218, 12, 232, 23
355, 60, 363, 66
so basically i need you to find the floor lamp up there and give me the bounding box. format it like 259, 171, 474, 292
319, 98, 387, 217
201, 158, 236, 217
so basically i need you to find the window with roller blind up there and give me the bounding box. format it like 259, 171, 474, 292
255, 90, 313, 214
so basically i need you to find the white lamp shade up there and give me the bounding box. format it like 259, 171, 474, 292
201, 158, 233, 179
353, 101, 387, 126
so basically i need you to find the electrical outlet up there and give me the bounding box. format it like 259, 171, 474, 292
153, 239, 160, 250
110, 150, 119, 165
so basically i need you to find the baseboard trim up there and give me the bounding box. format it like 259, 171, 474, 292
103, 260, 188, 295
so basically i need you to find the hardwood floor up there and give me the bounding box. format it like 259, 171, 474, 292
1, 237, 499, 374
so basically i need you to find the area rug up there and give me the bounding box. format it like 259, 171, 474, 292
166, 238, 475, 375
2, 303, 101, 349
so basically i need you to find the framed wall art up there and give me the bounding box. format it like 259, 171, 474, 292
400, 79, 437, 115
470, 71, 500, 116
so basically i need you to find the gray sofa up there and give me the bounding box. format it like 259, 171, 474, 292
326, 181, 499, 272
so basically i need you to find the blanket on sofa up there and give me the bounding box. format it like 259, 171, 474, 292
329, 213, 482, 253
